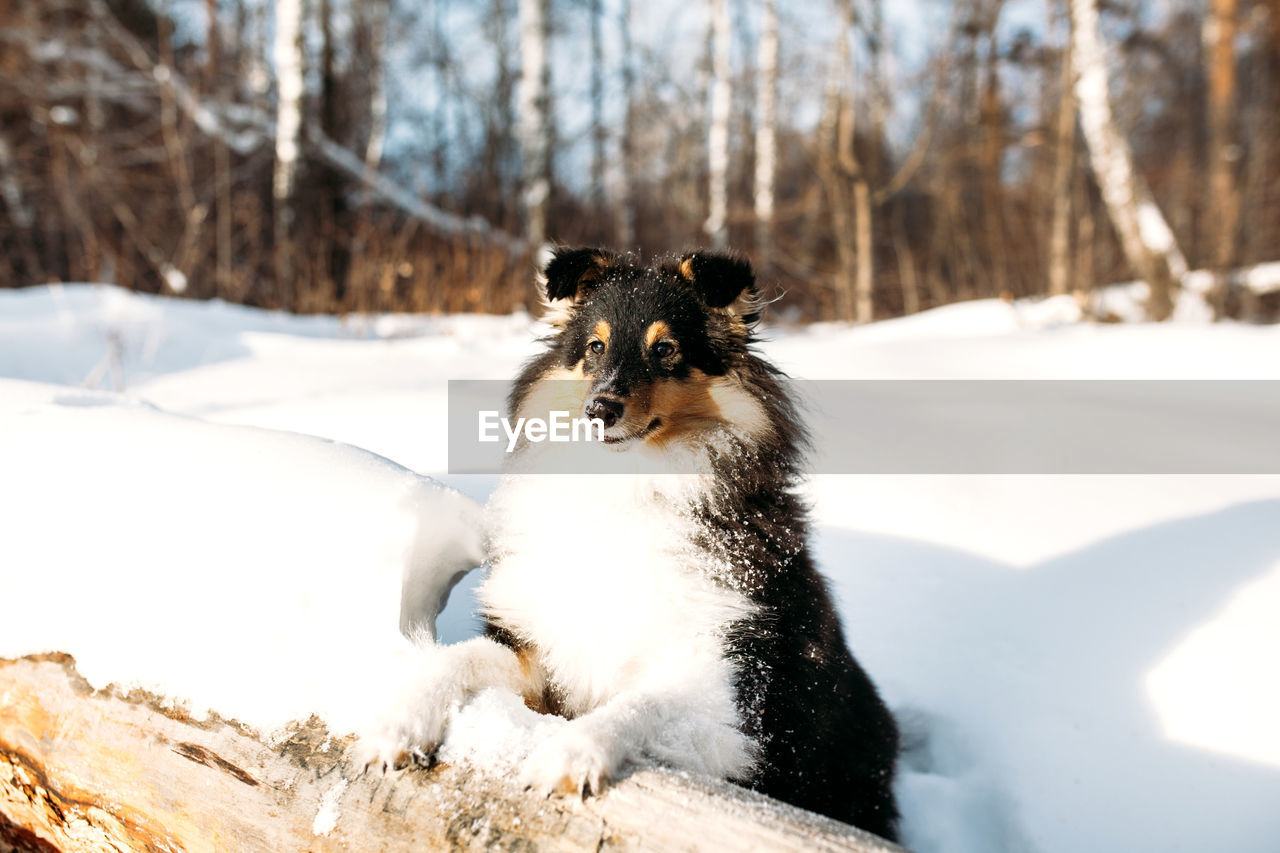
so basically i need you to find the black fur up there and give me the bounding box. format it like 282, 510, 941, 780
506, 247, 900, 840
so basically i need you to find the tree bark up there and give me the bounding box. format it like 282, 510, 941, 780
706, 0, 733, 249
519, 0, 552, 248
1068, 0, 1186, 320
363, 0, 391, 177
1048, 12, 1076, 298
1204, 0, 1240, 316
853, 176, 874, 322
617, 0, 638, 250
978, 1, 1008, 300
589, 0, 606, 214
0, 654, 905, 853
830, 0, 873, 324
892, 204, 920, 314
753, 0, 778, 266
817, 8, 850, 321
272, 0, 305, 305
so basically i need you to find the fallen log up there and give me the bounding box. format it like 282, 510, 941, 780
0, 654, 905, 852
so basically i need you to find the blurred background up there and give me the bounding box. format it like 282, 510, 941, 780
0, 0, 1277, 322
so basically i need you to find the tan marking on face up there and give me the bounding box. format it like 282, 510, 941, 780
641, 371, 773, 448
644, 321, 672, 349
678, 257, 696, 281
592, 320, 611, 348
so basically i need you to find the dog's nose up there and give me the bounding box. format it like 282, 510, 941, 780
585, 397, 624, 428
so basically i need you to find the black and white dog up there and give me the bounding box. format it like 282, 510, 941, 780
363, 248, 900, 840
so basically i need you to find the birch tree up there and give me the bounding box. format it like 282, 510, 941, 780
1048, 8, 1076, 298
363, 0, 392, 176
705, 0, 732, 249
273, 0, 305, 300
519, 0, 552, 248
617, 0, 637, 249
753, 0, 777, 266
822, 0, 873, 324
1069, 0, 1186, 320
1204, 0, 1239, 277
817, 8, 852, 320
589, 0, 606, 212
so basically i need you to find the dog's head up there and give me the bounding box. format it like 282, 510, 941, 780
525, 247, 770, 448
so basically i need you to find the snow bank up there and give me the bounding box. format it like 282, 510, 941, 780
0, 378, 485, 737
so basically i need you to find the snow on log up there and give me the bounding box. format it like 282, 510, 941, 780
0, 655, 903, 852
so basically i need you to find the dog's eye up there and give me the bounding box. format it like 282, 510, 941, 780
653, 342, 676, 359
588, 340, 605, 355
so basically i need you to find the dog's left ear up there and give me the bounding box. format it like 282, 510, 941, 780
536, 246, 615, 327
676, 251, 760, 325
539, 247, 615, 302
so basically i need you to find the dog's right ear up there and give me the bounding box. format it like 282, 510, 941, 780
536, 247, 615, 319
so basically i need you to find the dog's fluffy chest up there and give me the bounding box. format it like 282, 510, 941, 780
478, 474, 753, 715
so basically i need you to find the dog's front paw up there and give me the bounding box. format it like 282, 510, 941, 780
355, 688, 459, 775
521, 723, 621, 797
353, 731, 435, 775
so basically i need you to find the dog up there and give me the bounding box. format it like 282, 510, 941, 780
363, 247, 900, 840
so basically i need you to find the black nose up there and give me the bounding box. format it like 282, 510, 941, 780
585, 396, 624, 428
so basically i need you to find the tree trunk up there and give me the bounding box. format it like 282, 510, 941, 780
1048, 13, 1075, 298
817, 6, 851, 321
853, 177, 873, 323
705, 0, 732, 249
617, 0, 638, 249
1243, 0, 1279, 270
212, 0, 232, 300
589, 0, 606, 215
1204, 0, 1239, 316
832, 0, 873, 324
363, 0, 391, 177
519, 0, 552, 248
487, 0, 518, 231
273, 0, 305, 306
753, 0, 777, 266
430, 0, 448, 191
979, 3, 1008, 299
203, 0, 220, 91
892, 204, 920, 314
0, 654, 905, 853
1068, 0, 1186, 320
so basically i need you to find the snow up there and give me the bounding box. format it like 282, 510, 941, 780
437, 688, 568, 773
0, 371, 486, 737
312, 779, 349, 836
2, 283, 1279, 852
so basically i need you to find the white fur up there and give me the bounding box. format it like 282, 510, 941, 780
356, 635, 529, 771
361, 444, 759, 791
482, 470, 758, 790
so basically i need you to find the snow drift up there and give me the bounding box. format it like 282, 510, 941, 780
0, 378, 484, 737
